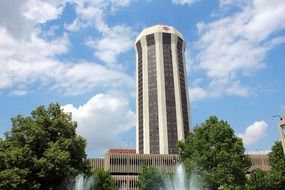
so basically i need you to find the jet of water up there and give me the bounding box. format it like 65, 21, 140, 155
163, 164, 201, 190
73, 175, 93, 190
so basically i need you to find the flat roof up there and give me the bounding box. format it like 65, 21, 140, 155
135, 25, 184, 43
107, 149, 136, 154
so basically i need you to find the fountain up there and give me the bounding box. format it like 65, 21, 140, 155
73, 175, 93, 190
163, 164, 201, 190
72, 165, 201, 190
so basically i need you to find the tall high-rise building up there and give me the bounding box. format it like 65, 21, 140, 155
135, 25, 191, 154
277, 116, 285, 154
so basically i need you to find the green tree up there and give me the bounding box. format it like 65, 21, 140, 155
93, 168, 117, 190
138, 166, 164, 190
178, 116, 251, 190
268, 141, 285, 190
246, 169, 269, 190
0, 103, 89, 190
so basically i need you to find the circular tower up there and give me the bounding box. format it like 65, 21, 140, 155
135, 25, 191, 154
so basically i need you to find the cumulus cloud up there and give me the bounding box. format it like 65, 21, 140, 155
62, 94, 136, 156
0, 0, 136, 96
189, 79, 248, 102
86, 25, 136, 65
0, 0, 64, 40
219, 0, 247, 7
66, 0, 137, 65
238, 121, 268, 145
22, 0, 63, 24
0, 26, 134, 96
189, 87, 208, 102
193, 0, 285, 99
172, 0, 200, 5
226, 81, 249, 97
110, 0, 132, 10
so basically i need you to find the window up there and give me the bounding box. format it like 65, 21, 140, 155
163, 33, 177, 154
147, 34, 159, 154
136, 40, 144, 154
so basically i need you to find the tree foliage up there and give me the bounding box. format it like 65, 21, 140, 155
93, 168, 117, 190
178, 116, 251, 190
246, 169, 270, 190
0, 103, 89, 190
268, 141, 285, 190
138, 166, 164, 190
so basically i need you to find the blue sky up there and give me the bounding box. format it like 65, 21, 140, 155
0, 0, 285, 157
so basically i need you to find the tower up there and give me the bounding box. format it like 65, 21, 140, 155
277, 116, 285, 154
135, 25, 191, 154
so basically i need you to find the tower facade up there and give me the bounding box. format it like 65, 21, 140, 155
278, 116, 285, 154
135, 25, 191, 154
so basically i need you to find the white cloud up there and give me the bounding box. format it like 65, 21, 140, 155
0, 27, 68, 89
206, 78, 249, 97
189, 87, 208, 102
0, 0, 64, 40
194, 0, 285, 100
226, 81, 249, 97
62, 93, 136, 156
86, 25, 136, 65
110, 0, 132, 10
0, 27, 134, 96
64, 18, 82, 32
0, 0, 136, 95
22, 0, 63, 24
71, 0, 108, 32
62, 0, 138, 65
0, 0, 33, 39
67, 0, 135, 32
172, 0, 199, 5
69, 0, 137, 65
53, 62, 134, 96
247, 150, 270, 155
219, 0, 247, 7
189, 79, 249, 102
10, 89, 28, 96
238, 121, 268, 145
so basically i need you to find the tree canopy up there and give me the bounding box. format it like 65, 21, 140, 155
178, 116, 251, 190
246, 169, 269, 190
93, 168, 117, 190
0, 103, 89, 190
138, 166, 164, 190
268, 141, 285, 190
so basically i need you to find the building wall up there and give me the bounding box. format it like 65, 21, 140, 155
88, 153, 270, 190
135, 25, 192, 154
104, 153, 178, 174
278, 116, 285, 153
249, 154, 270, 172
88, 153, 178, 190
113, 175, 139, 190
88, 157, 104, 171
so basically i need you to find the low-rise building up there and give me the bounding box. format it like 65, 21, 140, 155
88, 149, 270, 190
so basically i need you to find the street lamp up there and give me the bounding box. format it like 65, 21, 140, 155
271, 115, 282, 121
272, 115, 285, 154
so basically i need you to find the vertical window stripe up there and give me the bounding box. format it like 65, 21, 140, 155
136, 41, 144, 154
163, 33, 178, 154
146, 34, 159, 154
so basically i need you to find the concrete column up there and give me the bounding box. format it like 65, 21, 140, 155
156, 32, 168, 154
171, 34, 184, 140
182, 41, 192, 132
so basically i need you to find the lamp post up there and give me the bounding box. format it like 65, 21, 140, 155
272, 115, 285, 154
